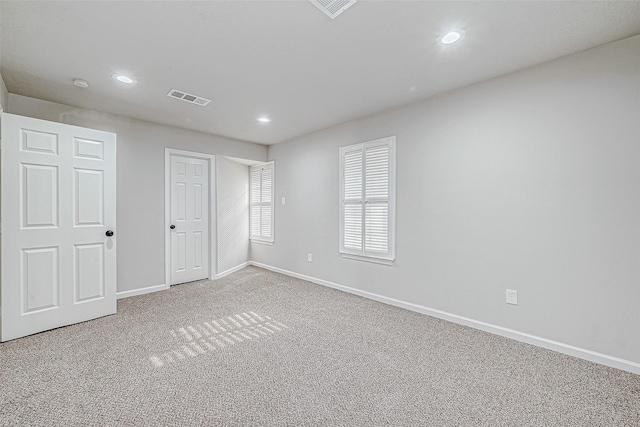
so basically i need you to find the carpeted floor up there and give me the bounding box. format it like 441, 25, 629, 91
1, 266, 639, 426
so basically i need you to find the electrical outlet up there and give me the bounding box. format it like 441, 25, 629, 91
282, 197, 286, 205
506, 289, 518, 305
307, 253, 312, 262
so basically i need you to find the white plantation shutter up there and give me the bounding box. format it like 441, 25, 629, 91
364, 143, 390, 256
340, 137, 396, 262
250, 168, 261, 237
261, 166, 273, 238
343, 147, 363, 252
250, 162, 274, 243
344, 204, 362, 251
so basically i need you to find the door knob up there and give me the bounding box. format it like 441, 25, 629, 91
170, 225, 176, 229
106, 230, 114, 237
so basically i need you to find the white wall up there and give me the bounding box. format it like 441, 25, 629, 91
0, 5, 6, 112
252, 35, 640, 364
0, 5, 4, 276
0, 76, 7, 113
8, 94, 267, 293
216, 157, 250, 274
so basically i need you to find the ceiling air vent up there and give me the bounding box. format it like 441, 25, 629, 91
309, 0, 357, 19
167, 89, 211, 106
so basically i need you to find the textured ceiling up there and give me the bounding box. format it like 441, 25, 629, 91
2, 1, 640, 145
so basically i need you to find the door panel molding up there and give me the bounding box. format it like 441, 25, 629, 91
164, 148, 216, 288
1, 113, 116, 341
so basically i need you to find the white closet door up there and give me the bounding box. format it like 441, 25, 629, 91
169, 155, 209, 285
1, 113, 117, 342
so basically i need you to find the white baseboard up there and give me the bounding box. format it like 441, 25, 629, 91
215, 261, 250, 279
116, 260, 251, 300
249, 261, 640, 376
116, 283, 167, 300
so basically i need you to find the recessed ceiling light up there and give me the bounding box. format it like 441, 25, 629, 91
257, 117, 271, 123
112, 73, 136, 84
73, 78, 89, 89
438, 29, 466, 45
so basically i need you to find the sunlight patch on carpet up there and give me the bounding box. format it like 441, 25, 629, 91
149, 312, 288, 367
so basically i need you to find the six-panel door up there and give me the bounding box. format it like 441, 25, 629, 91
170, 155, 209, 285
1, 113, 117, 341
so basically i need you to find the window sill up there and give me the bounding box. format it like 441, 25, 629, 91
251, 239, 274, 246
340, 253, 395, 266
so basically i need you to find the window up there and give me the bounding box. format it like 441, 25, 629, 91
340, 136, 396, 263
250, 161, 275, 243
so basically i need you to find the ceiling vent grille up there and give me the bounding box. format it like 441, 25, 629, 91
309, 0, 357, 19
167, 89, 211, 106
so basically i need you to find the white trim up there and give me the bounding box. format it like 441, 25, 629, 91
340, 253, 394, 265
116, 284, 166, 300
249, 261, 640, 375
251, 240, 274, 246
165, 149, 217, 287
215, 261, 250, 279
117, 261, 250, 298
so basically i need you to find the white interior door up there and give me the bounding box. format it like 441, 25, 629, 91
1, 113, 117, 342
170, 155, 209, 285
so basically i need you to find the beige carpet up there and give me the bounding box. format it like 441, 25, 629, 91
1, 266, 639, 426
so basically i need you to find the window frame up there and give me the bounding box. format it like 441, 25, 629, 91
249, 161, 275, 244
339, 136, 396, 264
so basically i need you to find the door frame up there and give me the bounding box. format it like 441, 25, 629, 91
164, 148, 217, 287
